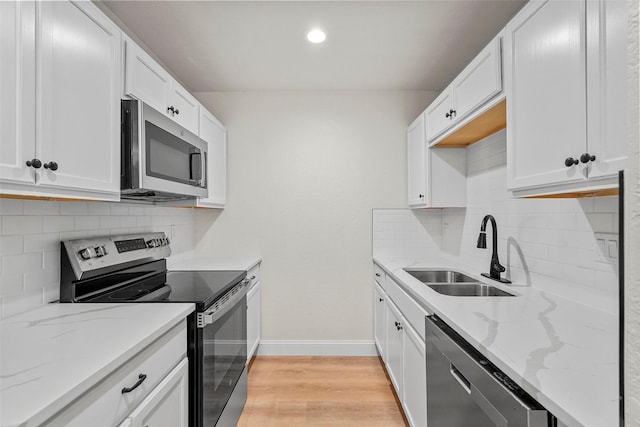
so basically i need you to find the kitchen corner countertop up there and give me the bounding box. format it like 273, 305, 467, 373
374, 257, 618, 427
1, 303, 194, 427
167, 253, 261, 272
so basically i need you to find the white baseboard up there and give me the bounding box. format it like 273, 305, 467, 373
256, 340, 378, 356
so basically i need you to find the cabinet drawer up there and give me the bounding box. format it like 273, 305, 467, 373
386, 277, 430, 341
247, 263, 261, 290
45, 320, 187, 427
374, 263, 385, 289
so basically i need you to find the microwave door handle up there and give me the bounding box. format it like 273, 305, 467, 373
190, 152, 202, 184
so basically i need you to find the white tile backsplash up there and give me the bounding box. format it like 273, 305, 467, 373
0, 199, 195, 318
374, 129, 619, 312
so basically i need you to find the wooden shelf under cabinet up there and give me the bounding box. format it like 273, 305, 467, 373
431, 99, 506, 148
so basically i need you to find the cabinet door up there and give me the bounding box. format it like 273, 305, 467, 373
124, 39, 171, 117
170, 81, 199, 134
199, 108, 227, 207
425, 87, 454, 142
453, 36, 502, 121
586, 0, 627, 178
374, 284, 387, 360
247, 282, 261, 361
37, 0, 121, 196
407, 114, 426, 207
506, 0, 588, 191
403, 322, 427, 427
129, 358, 189, 427
0, 0, 36, 186
385, 300, 404, 400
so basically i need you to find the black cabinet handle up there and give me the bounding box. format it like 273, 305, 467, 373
379, 298, 384, 302
43, 161, 58, 171
175, 108, 180, 115
121, 373, 147, 394
445, 109, 457, 119
375, 273, 381, 277
564, 157, 579, 167
580, 153, 596, 163
396, 324, 403, 331
419, 194, 424, 199
167, 106, 175, 115
26, 159, 42, 169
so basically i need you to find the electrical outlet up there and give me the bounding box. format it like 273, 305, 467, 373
594, 232, 618, 264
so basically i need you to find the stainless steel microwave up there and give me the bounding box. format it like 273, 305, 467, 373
121, 99, 207, 201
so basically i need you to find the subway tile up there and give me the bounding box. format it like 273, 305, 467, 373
0, 199, 24, 215
24, 233, 60, 253
1, 216, 43, 235
87, 202, 108, 216
43, 216, 75, 233
100, 216, 121, 229
120, 216, 137, 228
75, 216, 100, 231
1, 235, 24, 255
60, 202, 88, 216
110, 204, 129, 216
23, 200, 60, 216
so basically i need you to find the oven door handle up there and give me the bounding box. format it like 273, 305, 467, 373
199, 279, 250, 327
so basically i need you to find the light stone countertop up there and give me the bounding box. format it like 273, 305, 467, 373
0, 303, 194, 427
374, 256, 618, 427
167, 253, 261, 272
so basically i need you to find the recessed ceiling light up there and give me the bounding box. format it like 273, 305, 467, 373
307, 29, 326, 44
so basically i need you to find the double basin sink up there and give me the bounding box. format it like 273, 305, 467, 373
404, 269, 515, 297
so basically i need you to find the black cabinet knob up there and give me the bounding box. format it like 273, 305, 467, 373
419, 194, 424, 198
167, 106, 175, 115
445, 109, 457, 119
580, 153, 596, 164
44, 161, 58, 171
174, 108, 180, 115
26, 159, 42, 169
564, 157, 579, 167
378, 298, 384, 302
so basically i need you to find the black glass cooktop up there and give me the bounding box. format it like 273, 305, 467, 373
86, 270, 246, 311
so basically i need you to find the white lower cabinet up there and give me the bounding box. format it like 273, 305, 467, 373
385, 299, 404, 400
374, 284, 387, 360
124, 358, 189, 427
374, 263, 428, 427
247, 263, 261, 361
402, 320, 427, 427
45, 321, 188, 427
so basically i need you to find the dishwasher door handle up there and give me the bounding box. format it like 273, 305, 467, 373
450, 364, 471, 394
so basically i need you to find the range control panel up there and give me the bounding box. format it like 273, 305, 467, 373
62, 232, 171, 280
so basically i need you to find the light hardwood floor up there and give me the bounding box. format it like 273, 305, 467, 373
237, 356, 409, 427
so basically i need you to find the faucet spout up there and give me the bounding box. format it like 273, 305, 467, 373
477, 215, 511, 283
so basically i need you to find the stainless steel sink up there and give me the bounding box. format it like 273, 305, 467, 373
427, 283, 515, 297
404, 269, 478, 284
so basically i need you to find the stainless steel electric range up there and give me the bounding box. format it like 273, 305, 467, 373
59, 232, 248, 427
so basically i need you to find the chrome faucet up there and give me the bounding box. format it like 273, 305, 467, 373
477, 214, 511, 284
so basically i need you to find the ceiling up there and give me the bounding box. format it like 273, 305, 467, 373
102, 1, 526, 92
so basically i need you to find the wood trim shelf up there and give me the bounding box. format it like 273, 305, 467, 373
432, 99, 506, 147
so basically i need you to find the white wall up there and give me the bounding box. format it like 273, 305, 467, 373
626, 0, 640, 424
0, 199, 195, 318
193, 90, 434, 342
373, 130, 620, 314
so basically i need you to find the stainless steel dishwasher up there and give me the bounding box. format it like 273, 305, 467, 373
426, 315, 552, 427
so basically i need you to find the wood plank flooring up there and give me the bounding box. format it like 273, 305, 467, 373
237, 356, 409, 427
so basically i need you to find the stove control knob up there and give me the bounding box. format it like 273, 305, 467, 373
79, 247, 95, 260
146, 239, 157, 248
165, 237, 170, 245
95, 245, 107, 257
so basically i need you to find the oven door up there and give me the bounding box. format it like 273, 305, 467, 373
194, 294, 247, 427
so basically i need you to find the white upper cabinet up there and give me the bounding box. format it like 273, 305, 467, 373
407, 114, 427, 206
408, 113, 466, 208
426, 36, 503, 145
0, 1, 35, 186
124, 39, 199, 135
198, 108, 227, 208
38, 0, 121, 196
505, 0, 626, 197
1, 0, 121, 201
